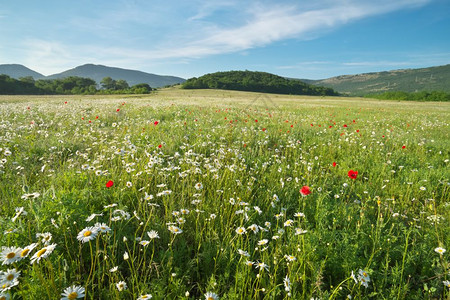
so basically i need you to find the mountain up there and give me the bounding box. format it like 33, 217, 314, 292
305, 64, 450, 95
182, 70, 338, 96
0, 64, 45, 79
46, 64, 185, 88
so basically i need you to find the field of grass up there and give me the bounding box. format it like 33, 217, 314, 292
0, 89, 449, 299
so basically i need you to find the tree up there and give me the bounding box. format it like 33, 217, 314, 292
115, 79, 129, 90
101, 77, 116, 90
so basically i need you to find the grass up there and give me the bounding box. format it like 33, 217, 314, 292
0, 88, 449, 299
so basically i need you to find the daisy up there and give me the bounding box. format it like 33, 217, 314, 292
195, 182, 203, 190
283, 275, 291, 292
0, 292, 10, 300
77, 227, 98, 243
0, 268, 20, 285
294, 228, 308, 235
244, 260, 254, 266
285, 255, 296, 262
168, 225, 183, 234
257, 239, 269, 246
109, 266, 118, 273
284, 219, 294, 227
357, 269, 370, 288
237, 249, 250, 257
30, 243, 56, 264
235, 227, 246, 235
255, 261, 269, 271
61, 285, 85, 299
147, 230, 159, 239
247, 224, 259, 234
204, 292, 219, 300
95, 223, 111, 233
140, 240, 150, 247
434, 247, 446, 255
137, 294, 153, 299
116, 281, 127, 291
1, 247, 21, 265
36, 232, 52, 245
19, 243, 37, 259
86, 213, 103, 222
0, 280, 18, 292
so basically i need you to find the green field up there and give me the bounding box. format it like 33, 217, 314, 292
0, 89, 449, 299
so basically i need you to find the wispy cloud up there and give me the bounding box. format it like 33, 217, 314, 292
12, 0, 435, 75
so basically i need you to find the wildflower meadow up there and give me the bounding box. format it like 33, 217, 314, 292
0, 89, 448, 299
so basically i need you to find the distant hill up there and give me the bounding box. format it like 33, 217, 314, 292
182, 70, 338, 96
0, 63, 185, 88
0, 64, 45, 79
46, 64, 185, 88
305, 64, 450, 95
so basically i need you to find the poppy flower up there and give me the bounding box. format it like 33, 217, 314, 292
158, 144, 162, 148
402, 145, 406, 149
106, 180, 114, 188
348, 170, 358, 179
154, 121, 159, 125
332, 162, 337, 167
300, 186, 311, 196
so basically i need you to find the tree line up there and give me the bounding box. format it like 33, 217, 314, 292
0, 75, 152, 95
365, 91, 450, 102
182, 70, 338, 96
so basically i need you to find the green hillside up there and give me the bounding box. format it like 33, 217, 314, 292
182, 70, 338, 96
308, 64, 450, 95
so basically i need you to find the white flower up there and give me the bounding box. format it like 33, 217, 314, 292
61, 285, 85, 299
30, 244, 57, 264
116, 281, 127, 291
77, 227, 99, 243
168, 225, 183, 234
1, 246, 21, 265
235, 227, 246, 235
435, 247, 446, 255
137, 294, 153, 300
147, 230, 160, 239
204, 291, 219, 300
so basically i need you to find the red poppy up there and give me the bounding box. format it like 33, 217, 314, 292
106, 180, 114, 188
116, 109, 120, 112
96, 116, 99, 119
255, 119, 258, 122
402, 145, 406, 149
64, 101, 67, 104
348, 170, 358, 179
332, 162, 337, 167
300, 186, 311, 196
154, 121, 159, 125
158, 144, 162, 148
343, 124, 347, 128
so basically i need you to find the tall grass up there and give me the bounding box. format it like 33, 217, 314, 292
0, 91, 448, 299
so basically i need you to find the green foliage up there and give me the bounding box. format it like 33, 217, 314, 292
365, 90, 450, 101
182, 70, 338, 96
0, 75, 152, 95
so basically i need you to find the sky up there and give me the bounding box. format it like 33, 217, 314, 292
0, 0, 449, 79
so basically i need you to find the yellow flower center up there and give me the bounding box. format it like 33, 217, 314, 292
36, 248, 47, 257
6, 252, 16, 259
68, 292, 78, 300
363, 272, 367, 277
142, 296, 148, 299
84, 230, 92, 237
21, 248, 30, 257
6, 274, 14, 281
207, 297, 214, 300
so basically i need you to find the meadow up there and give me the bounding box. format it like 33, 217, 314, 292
0, 89, 448, 299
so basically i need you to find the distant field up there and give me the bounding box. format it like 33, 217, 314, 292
0, 89, 449, 299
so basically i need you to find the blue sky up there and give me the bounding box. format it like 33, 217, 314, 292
0, 0, 449, 79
